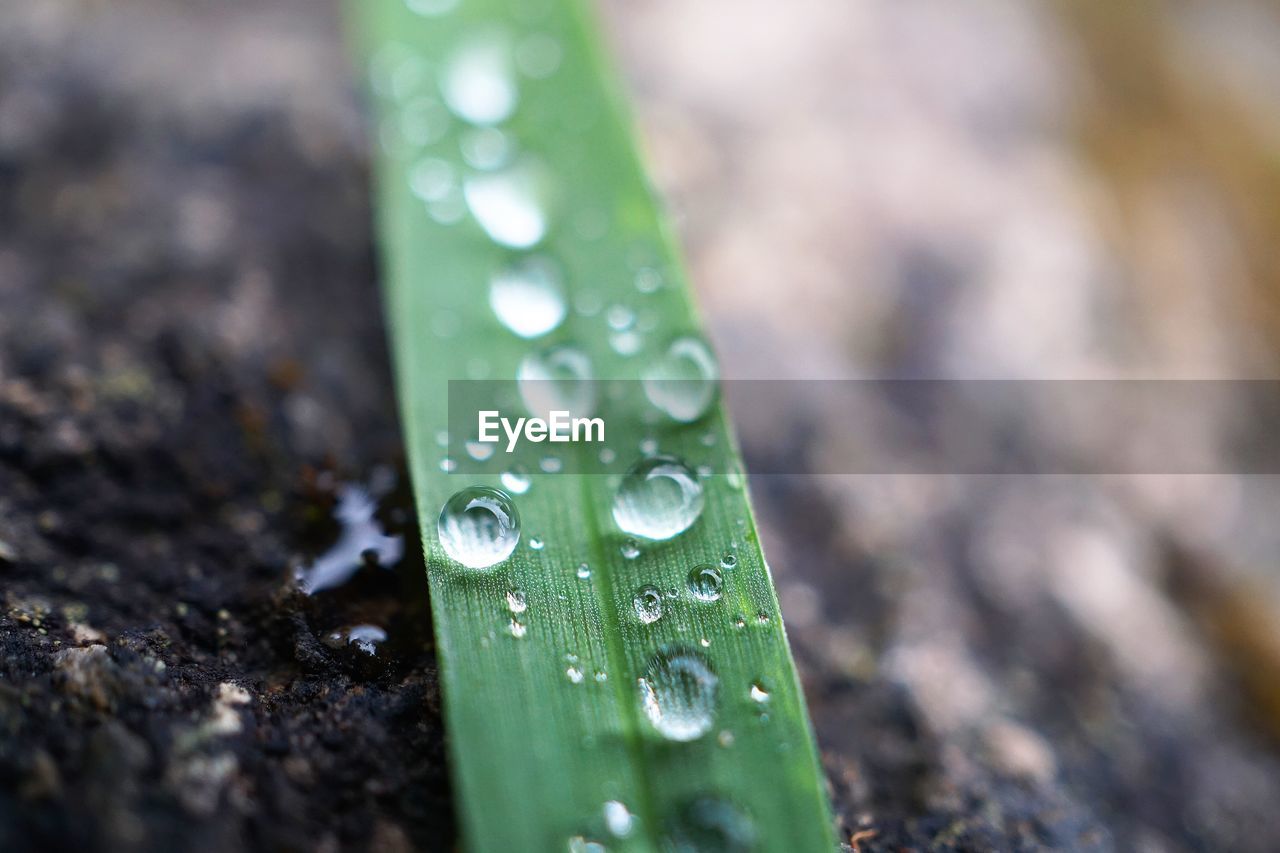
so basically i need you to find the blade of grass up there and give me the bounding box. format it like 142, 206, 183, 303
348, 1, 837, 849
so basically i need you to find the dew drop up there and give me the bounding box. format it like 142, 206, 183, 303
732, 614, 746, 629
495, 471, 529, 502
439, 457, 458, 473
720, 553, 737, 569
687, 565, 724, 602
593, 670, 608, 682
566, 666, 585, 684
603, 800, 635, 838
489, 256, 565, 337
576, 563, 591, 579
612, 455, 704, 541
642, 336, 720, 423
637, 649, 718, 742
440, 35, 516, 125
529, 536, 544, 550
609, 330, 643, 357
717, 730, 735, 748
606, 304, 635, 331
749, 681, 770, 703
459, 127, 513, 170
508, 618, 527, 638
639, 437, 659, 456
517, 344, 595, 419
696, 464, 714, 479
633, 585, 664, 625
437, 486, 520, 569
506, 589, 528, 613
410, 157, 456, 202
465, 439, 495, 461
400, 96, 451, 145
620, 539, 641, 560
465, 160, 549, 248
635, 267, 662, 294
599, 447, 617, 465
540, 455, 563, 473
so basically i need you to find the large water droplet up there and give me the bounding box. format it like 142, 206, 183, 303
489, 256, 565, 337
642, 336, 720, 423
612, 456, 704, 541
687, 565, 724, 602
638, 649, 718, 742
440, 35, 516, 125
518, 344, 595, 419
465, 160, 549, 248
437, 486, 520, 569
633, 586, 664, 624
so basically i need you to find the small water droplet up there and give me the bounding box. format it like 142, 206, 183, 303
518, 344, 595, 418
608, 329, 643, 356
410, 157, 456, 202
612, 455, 704, 541
603, 800, 635, 838
696, 464, 714, 479
400, 96, 451, 145
599, 447, 617, 465
576, 563, 591, 579
733, 614, 746, 629
529, 536, 544, 550
515, 33, 562, 78
633, 586, 664, 624
720, 553, 737, 569
459, 127, 513, 170
508, 618, 527, 638
465, 160, 549, 248
440, 35, 516, 125
427, 189, 467, 225
620, 539, 641, 560
566, 666, 584, 684
574, 290, 603, 317
700, 637, 711, 648
540, 455, 563, 473
437, 486, 520, 569
465, 440, 495, 461
727, 465, 745, 490
749, 681, 770, 703
436, 429, 450, 447
635, 267, 662, 294
566, 837, 606, 853
506, 589, 527, 613
501, 465, 531, 494
489, 256, 565, 337
439, 456, 458, 473
593, 670, 608, 682
606, 304, 635, 331
637, 648, 718, 742
642, 336, 720, 423
756, 611, 770, 625
687, 565, 723, 602
701, 432, 717, 447
717, 730, 735, 748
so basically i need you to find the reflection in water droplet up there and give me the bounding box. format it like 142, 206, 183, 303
620, 539, 641, 560
687, 565, 724, 602
506, 589, 527, 613
437, 486, 520, 569
664, 797, 756, 853
296, 485, 404, 595
633, 586, 664, 624
603, 800, 635, 838
643, 336, 720, 423
489, 256, 565, 337
612, 456, 704, 541
517, 344, 595, 419
515, 33, 562, 78
440, 35, 516, 125
501, 465, 531, 494
465, 160, 549, 248
638, 649, 718, 742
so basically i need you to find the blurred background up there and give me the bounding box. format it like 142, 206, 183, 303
2, 0, 1280, 850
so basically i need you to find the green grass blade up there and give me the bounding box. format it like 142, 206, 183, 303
348, 1, 837, 850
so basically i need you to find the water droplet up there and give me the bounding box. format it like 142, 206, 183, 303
540, 455, 563, 473
620, 539, 641, 560
576, 563, 591, 579
696, 464, 714, 479
700, 637, 711, 648
732, 614, 746, 629
717, 730, 735, 748
612, 455, 704, 541
566, 837, 606, 853
633, 586, 664, 624
437, 486, 521, 569
465, 440, 495, 461
755, 611, 770, 625
727, 465, 745, 490
566, 666, 585, 684
609, 331, 642, 357
439, 457, 458, 473
509, 618, 527, 638
593, 670, 608, 682
410, 157, 456, 202
401, 96, 451, 145
664, 798, 755, 852
517, 344, 595, 419
440, 35, 516, 125
501, 465, 531, 494
427, 189, 467, 225
506, 589, 528, 613
489, 256, 565, 337
749, 681, 770, 703
637, 649, 718, 742
515, 33, 562, 78
459, 127, 513, 170
687, 565, 723, 602
465, 160, 549, 248
603, 801, 635, 838
606, 304, 635, 331
435, 430, 450, 447
599, 448, 617, 465
407, 0, 458, 16
635, 267, 662, 294
642, 337, 720, 423
700, 432, 717, 447
720, 553, 737, 569
639, 437, 658, 456
530, 536, 544, 550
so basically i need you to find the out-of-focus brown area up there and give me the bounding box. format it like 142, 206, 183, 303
1, 0, 1279, 850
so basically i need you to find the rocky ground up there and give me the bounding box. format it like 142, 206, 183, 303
3, 1, 1280, 851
